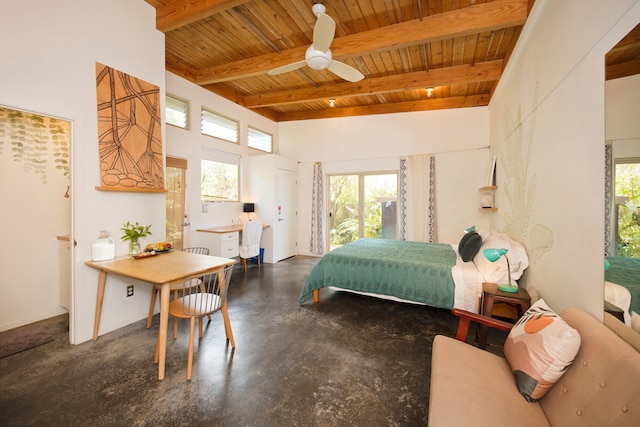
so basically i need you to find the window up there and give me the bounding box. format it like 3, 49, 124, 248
201, 108, 239, 143
165, 94, 189, 129
328, 172, 398, 250
248, 126, 273, 153
615, 158, 640, 257
201, 148, 240, 202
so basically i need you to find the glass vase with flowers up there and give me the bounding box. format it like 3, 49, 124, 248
120, 221, 152, 255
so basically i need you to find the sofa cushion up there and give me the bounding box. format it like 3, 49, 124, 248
539, 307, 640, 426
429, 335, 550, 427
604, 311, 640, 353
503, 299, 581, 402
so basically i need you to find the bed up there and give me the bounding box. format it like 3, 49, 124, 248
299, 231, 529, 313
605, 256, 640, 326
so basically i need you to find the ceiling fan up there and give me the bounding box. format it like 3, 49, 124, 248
267, 3, 364, 82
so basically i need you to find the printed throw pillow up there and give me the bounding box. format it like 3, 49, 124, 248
458, 231, 482, 262
503, 299, 581, 402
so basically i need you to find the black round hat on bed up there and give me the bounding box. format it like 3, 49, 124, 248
458, 231, 482, 262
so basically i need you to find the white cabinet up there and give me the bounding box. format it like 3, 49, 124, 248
211, 231, 239, 257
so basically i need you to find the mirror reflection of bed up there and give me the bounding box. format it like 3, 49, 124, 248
604, 22, 640, 331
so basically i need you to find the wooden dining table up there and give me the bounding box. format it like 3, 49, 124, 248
86, 250, 236, 380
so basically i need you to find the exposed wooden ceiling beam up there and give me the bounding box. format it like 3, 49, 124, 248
241, 60, 503, 108
155, 0, 251, 32
275, 95, 490, 121
606, 59, 640, 81
165, 53, 198, 82
195, 0, 528, 84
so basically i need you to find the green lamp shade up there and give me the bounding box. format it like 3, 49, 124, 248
483, 248, 518, 292
483, 247, 508, 262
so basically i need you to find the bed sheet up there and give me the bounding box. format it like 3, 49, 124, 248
605, 256, 640, 316
299, 239, 483, 312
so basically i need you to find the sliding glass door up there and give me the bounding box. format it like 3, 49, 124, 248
328, 172, 398, 251
615, 159, 640, 257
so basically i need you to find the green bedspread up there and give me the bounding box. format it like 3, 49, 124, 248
606, 256, 640, 315
299, 238, 457, 308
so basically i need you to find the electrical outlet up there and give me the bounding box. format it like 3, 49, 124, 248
127, 285, 134, 297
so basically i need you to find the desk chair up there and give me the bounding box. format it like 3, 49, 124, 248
239, 220, 263, 272
155, 264, 235, 380
146, 247, 210, 328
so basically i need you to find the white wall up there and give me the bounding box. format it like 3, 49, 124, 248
279, 108, 493, 253
607, 73, 640, 159
0, 0, 166, 343
164, 72, 279, 252
488, 0, 640, 317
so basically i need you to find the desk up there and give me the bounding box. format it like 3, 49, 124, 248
196, 223, 270, 234
86, 251, 235, 380
197, 223, 269, 258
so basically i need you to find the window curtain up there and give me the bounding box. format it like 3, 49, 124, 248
399, 154, 437, 242
310, 162, 325, 254
604, 141, 614, 256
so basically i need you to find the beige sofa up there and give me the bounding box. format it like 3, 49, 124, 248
428, 307, 640, 426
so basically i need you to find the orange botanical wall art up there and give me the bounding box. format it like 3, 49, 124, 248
95, 62, 164, 192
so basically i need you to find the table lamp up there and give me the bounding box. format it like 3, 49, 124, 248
243, 202, 255, 221
483, 247, 517, 292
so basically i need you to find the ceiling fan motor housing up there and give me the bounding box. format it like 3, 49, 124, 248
305, 45, 332, 70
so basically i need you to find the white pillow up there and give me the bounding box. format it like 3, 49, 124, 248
504, 298, 581, 402
472, 232, 529, 284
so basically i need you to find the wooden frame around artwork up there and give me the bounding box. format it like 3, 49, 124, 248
95, 62, 165, 193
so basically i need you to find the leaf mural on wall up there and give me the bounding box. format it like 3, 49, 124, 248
500, 83, 554, 263
0, 106, 70, 185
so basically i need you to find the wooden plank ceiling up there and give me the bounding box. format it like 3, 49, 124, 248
144, 0, 538, 121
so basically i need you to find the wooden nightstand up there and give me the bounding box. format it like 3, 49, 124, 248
478, 282, 531, 349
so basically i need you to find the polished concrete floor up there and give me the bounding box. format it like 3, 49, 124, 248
0, 256, 504, 426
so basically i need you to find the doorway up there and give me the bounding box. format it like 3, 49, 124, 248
328, 172, 398, 251
166, 157, 187, 250
275, 168, 298, 261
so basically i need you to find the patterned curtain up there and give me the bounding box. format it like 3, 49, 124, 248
604, 141, 613, 256
399, 154, 437, 242
310, 162, 325, 254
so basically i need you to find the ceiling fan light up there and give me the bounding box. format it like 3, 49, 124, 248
311, 3, 326, 17
306, 45, 332, 70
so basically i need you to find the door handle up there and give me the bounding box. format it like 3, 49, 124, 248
278, 218, 284, 222
183, 221, 191, 226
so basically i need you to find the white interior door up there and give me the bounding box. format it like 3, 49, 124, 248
275, 168, 297, 261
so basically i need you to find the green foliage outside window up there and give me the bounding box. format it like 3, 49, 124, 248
201, 159, 238, 202
329, 173, 397, 249
616, 163, 640, 258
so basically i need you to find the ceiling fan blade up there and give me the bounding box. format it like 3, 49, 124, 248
267, 60, 307, 76
313, 13, 335, 53
327, 60, 364, 82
